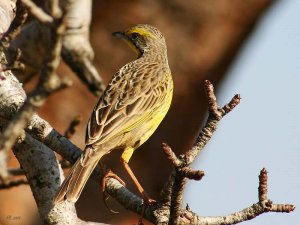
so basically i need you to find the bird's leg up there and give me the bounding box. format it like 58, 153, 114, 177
99, 162, 126, 213
120, 158, 156, 205
99, 162, 126, 192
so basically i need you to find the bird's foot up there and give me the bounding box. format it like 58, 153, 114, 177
143, 196, 157, 205
101, 169, 126, 213
103, 169, 126, 187
138, 193, 157, 224
141, 191, 156, 205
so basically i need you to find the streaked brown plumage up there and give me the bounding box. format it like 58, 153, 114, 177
54, 24, 173, 204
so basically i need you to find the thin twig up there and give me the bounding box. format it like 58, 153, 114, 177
7, 167, 25, 176
180, 200, 294, 225
64, 116, 81, 139
48, 0, 63, 19
21, 0, 53, 24
94, 167, 296, 225
159, 80, 241, 224
158, 80, 293, 224
0, 30, 65, 154
185, 80, 241, 165
0, 4, 66, 182
58, 116, 82, 168
0, 0, 27, 74
0, 178, 28, 189
258, 168, 268, 202
0, 49, 25, 72
162, 143, 181, 167
59, 0, 105, 96
0, 0, 28, 52
162, 143, 186, 224
205, 80, 222, 120
194, 169, 295, 224
221, 94, 241, 116
180, 167, 204, 180
169, 176, 187, 225
162, 143, 205, 224
256, 168, 294, 213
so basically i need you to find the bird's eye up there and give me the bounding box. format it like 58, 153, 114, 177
131, 32, 139, 39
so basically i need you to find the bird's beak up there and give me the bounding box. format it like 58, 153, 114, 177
112, 31, 128, 40
112, 31, 142, 57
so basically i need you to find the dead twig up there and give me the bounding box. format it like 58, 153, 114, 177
64, 115, 81, 139
159, 80, 240, 224
0, 49, 25, 72
185, 80, 241, 165
0, 1, 66, 182
21, 0, 53, 24
0, 0, 28, 183
192, 169, 295, 224
157, 81, 294, 225
58, 115, 82, 168
0, 0, 28, 52
257, 168, 294, 213
0, 178, 28, 189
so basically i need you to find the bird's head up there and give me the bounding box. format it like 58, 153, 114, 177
113, 24, 166, 57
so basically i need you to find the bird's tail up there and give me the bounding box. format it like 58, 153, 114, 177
54, 148, 100, 204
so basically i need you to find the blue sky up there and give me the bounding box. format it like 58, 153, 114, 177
185, 1, 300, 224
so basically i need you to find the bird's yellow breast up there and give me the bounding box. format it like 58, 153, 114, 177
139, 74, 173, 143
121, 74, 173, 163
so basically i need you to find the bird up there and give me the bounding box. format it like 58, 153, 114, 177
54, 24, 173, 205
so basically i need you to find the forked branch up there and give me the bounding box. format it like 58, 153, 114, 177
154, 80, 293, 225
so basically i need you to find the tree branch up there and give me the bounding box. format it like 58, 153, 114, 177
64, 115, 81, 139
0, 0, 27, 50
12, 131, 107, 225
0, 178, 28, 189
179, 168, 295, 225
5, 0, 105, 95
0, 2, 105, 224
21, 0, 53, 24
61, 0, 105, 96
0, 3, 67, 184
154, 80, 294, 225
0, 57, 294, 225
185, 81, 241, 165
0, 1, 294, 224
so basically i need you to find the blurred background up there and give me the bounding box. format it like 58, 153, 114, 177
0, 0, 299, 224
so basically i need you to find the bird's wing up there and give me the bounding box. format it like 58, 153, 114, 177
86, 63, 171, 147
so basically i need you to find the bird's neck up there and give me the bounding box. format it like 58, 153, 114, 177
140, 48, 168, 65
